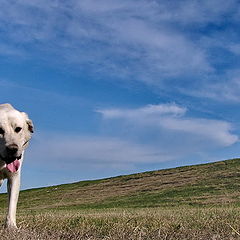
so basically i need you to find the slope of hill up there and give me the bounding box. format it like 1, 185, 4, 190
1, 158, 240, 211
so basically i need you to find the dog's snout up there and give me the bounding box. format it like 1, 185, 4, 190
6, 144, 18, 155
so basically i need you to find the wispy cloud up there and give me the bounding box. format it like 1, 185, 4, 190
97, 104, 186, 119
24, 132, 180, 188
183, 70, 240, 103
27, 104, 237, 175
1, 0, 240, 188
97, 104, 238, 147
28, 133, 176, 169
0, 0, 239, 101
0, 0, 223, 82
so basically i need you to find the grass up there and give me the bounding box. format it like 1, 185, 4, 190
1, 207, 240, 239
1, 158, 240, 238
1, 158, 239, 210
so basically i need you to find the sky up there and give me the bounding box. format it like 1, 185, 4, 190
0, 0, 240, 189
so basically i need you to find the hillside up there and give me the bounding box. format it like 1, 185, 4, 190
2, 158, 240, 211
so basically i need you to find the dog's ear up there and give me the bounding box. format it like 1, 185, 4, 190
26, 118, 34, 133
22, 112, 34, 133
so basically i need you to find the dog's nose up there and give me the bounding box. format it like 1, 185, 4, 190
6, 144, 18, 155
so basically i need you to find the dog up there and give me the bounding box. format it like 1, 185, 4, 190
0, 103, 33, 229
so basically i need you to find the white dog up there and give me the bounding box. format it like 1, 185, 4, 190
0, 103, 33, 229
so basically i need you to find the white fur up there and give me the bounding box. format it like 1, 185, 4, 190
0, 104, 33, 229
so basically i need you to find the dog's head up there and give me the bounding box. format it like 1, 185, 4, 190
0, 104, 34, 166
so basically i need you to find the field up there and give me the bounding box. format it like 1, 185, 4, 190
1, 207, 240, 239
1, 158, 240, 239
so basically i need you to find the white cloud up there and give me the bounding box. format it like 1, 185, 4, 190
27, 134, 176, 169
97, 103, 186, 119
23, 103, 238, 175
229, 44, 240, 55
97, 104, 238, 147
157, 0, 237, 25
75, 0, 237, 25
0, 0, 214, 81
0, 0, 239, 102
183, 70, 240, 103
159, 117, 237, 146
26, 104, 238, 173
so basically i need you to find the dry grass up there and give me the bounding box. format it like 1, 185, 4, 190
1, 159, 240, 239
0, 207, 240, 239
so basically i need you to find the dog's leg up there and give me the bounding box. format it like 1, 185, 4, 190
6, 174, 20, 229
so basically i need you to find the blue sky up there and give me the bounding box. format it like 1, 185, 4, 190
0, 0, 240, 189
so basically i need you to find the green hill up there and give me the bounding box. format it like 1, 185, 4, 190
2, 158, 240, 211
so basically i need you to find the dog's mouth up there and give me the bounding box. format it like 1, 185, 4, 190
0, 155, 22, 173
3, 154, 22, 164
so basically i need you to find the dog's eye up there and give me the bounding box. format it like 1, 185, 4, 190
0, 128, 4, 135
15, 127, 22, 133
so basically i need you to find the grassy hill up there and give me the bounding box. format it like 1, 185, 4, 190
1, 158, 240, 211
1, 159, 240, 239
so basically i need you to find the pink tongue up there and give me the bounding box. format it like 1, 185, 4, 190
6, 160, 20, 173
